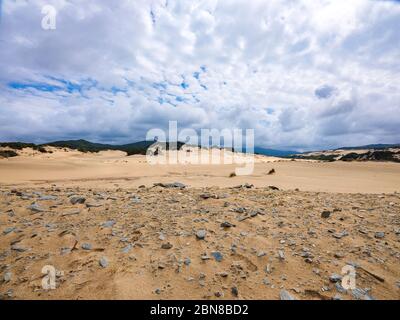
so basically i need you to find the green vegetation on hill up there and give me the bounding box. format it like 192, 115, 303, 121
42, 139, 185, 155
0, 150, 18, 158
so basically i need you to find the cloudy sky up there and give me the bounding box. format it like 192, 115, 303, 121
0, 0, 399, 150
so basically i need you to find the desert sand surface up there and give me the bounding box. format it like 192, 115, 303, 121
0, 147, 399, 194
0, 148, 399, 300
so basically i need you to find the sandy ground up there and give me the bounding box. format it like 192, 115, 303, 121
0, 148, 399, 300
0, 148, 399, 194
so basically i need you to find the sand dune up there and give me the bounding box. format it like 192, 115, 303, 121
0, 148, 399, 193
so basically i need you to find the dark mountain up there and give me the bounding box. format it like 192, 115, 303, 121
335, 144, 400, 150
43, 139, 185, 155
254, 147, 298, 157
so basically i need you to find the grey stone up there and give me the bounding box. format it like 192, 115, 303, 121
28, 203, 45, 213
81, 243, 92, 250
102, 220, 116, 228
329, 274, 342, 283
333, 231, 349, 239
211, 251, 223, 262
86, 201, 103, 208
196, 229, 206, 240
154, 182, 187, 189
335, 282, 347, 293
122, 244, 133, 253
280, 289, 296, 300
221, 221, 235, 228
99, 257, 109, 268
3, 227, 16, 235
70, 196, 86, 205
374, 232, 385, 239
231, 286, 239, 297
3, 272, 12, 283
11, 244, 29, 252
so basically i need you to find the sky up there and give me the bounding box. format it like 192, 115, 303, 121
0, 0, 399, 151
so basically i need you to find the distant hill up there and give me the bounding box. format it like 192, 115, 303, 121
288, 143, 400, 163
44, 139, 185, 155
254, 147, 298, 157
335, 144, 400, 151
1, 139, 185, 156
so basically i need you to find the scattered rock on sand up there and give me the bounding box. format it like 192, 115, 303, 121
161, 242, 173, 249
280, 289, 296, 300
81, 243, 92, 250
3, 272, 12, 283
211, 251, 223, 262
99, 257, 109, 268
196, 229, 206, 240
329, 274, 342, 283
375, 232, 385, 239
70, 196, 86, 205
321, 210, 331, 218
102, 220, 116, 228
221, 221, 235, 228
27, 203, 44, 213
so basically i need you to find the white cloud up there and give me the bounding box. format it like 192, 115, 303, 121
0, 0, 399, 149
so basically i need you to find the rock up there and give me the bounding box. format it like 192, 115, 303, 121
38, 195, 57, 201
231, 286, 239, 297
161, 242, 173, 249
333, 231, 349, 239
86, 201, 103, 208
11, 244, 29, 252
3, 227, 16, 235
335, 282, 347, 293
99, 257, 109, 268
211, 251, 223, 262
70, 196, 86, 205
184, 257, 191, 266
278, 250, 285, 261
329, 274, 342, 283
200, 193, 212, 199
102, 220, 116, 228
333, 294, 342, 300
28, 203, 44, 213
257, 251, 266, 257
321, 210, 331, 218
3, 272, 12, 283
374, 232, 385, 239
220, 221, 235, 228
154, 182, 186, 189
130, 196, 141, 203
269, 186, 280, 191
352, 288, 369, 300
249, 211, 258, 217
122, 244, 133, 253
81, 243, 92, 250
280, 289, 296, 300
62, 209, 81, 216
334, 252, 345, 259
196, 229, 206, 240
